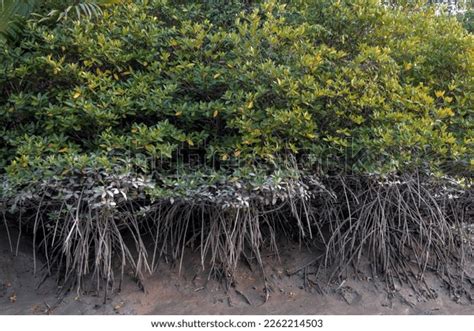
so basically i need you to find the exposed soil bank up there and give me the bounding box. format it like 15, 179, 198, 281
0, 230, 472, 315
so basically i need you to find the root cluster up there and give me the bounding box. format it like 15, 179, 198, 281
2, 171, 472, 300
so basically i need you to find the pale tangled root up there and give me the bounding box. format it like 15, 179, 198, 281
1, 172, 472, 301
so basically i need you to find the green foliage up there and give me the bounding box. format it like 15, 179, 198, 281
38, 0, 124, 23
0, 0, 36, 41
458, 9, 474, 33
1, 0, 472, 294
0, 0, 122, 42
0, 0, 472, 190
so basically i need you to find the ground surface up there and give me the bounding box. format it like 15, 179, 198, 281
0, 229, 472, 315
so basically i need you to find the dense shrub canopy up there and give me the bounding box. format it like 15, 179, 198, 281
0, 0, 472, 297
0, 0, 472, 196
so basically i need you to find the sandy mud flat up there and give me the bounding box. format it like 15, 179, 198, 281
0, 230, 472, 315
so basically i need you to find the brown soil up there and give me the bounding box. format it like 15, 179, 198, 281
0, 230, 472, 315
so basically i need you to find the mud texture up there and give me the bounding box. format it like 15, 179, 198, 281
0, 230, 472, 315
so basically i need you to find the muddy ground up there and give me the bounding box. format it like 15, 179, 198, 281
0, 229, 472, 315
